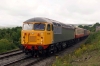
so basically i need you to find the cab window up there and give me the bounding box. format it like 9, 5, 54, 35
34, 23, 45, 30
47, 24, 51, 31
23, 23, 33, 30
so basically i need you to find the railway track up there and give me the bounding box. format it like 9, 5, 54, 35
0, 49, 20, 55
5, 55, 50, 66
24, 39, 87, 66
0, 49, 26, 66
0, 49, 22, 59
2, 55, 30, 66
0, 39, 86, 66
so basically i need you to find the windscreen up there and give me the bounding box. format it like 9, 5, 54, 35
34, 23, 45, 30
23, 23, 33, 30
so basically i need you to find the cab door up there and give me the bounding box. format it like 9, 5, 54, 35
45, 24, 53, 44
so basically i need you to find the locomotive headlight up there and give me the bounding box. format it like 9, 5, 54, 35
41, 33, 43, 35
41, 39, 43, 44
41, 37, 43, 44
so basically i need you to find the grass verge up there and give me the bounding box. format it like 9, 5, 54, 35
52, 31, 100, 66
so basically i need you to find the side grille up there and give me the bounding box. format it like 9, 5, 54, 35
29, 36, 36, 42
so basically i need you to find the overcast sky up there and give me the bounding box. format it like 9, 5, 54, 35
0, 0, 100, 27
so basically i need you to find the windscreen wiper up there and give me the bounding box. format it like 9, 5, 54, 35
36, 23, 41, 27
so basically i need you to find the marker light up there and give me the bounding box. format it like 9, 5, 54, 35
24, 33, 26, 35
37, 33, 40, 36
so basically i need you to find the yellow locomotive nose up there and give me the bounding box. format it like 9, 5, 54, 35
22, 31, 44, 45
21, 21, 53, 53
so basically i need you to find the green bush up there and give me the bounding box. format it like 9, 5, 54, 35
52, 56, 72, 66
85, 31, 100, 44
0, 39, 17, 53
0, 27, 21, 48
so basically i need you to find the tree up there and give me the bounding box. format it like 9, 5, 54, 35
78, 25, 84, 28
0, 39, 16, 52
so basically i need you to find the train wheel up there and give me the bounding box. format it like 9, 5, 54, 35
38, 50, 46, 57
46, 45, 53, 56
46, 48, 51, 56
54, 46, 57, 53
67, 41, 70, 47
58, 43, 62, 51
42, 50, 46, 57
31, 47, 39, 57
72, 40, 74, 45
33, 50, 39, 57
31, 50, 34, 57
24, 49, 29, 55
63, 42, 67, 49
25, 52, 28, 55
66, 41, 69, 48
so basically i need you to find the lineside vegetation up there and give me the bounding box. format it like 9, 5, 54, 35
52, 31, 100, 66
0, 27, 21, 53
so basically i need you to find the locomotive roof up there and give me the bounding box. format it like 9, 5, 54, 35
24, 17, 52, 23
24, 17, 63, 25
24, 17, 75, 29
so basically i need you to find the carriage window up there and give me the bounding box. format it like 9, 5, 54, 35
23, 23, 33, 30
34, 23, 45, 30
47, 24, 51, 31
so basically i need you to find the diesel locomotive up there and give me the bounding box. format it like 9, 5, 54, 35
21, 17, 90, 56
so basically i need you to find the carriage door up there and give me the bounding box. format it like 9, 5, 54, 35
46, 24, 53, 44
